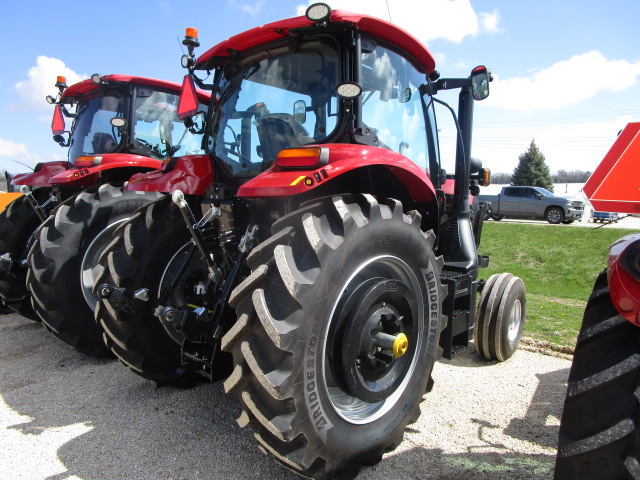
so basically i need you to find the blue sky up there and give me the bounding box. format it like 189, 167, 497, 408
1, 0, 638, 177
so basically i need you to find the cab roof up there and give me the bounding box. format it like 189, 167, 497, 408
195, 9, 436, 74
60, 74, 211, 103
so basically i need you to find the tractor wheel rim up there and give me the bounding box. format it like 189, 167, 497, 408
323, 255, 424, 425
81, 219, 128, 311
507, 298, 522, 343
158, 241, 209, 345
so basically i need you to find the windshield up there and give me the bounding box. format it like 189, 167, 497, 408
211, 39, 339, 177
68, 89, 125, 162
536, 188, 553, 196
133, 87, 207, 159
361, 46, 430, 173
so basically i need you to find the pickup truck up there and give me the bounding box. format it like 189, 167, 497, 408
477, 186, 584, 224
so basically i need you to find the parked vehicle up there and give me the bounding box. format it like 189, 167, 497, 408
96, 6, 525, 478
478, 185, 584, 224
555, 122, 640, 479
591, 210, 619, 223
0, 73, 209, 356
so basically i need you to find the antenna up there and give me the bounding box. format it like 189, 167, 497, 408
177, 36, 186, 55
11, 160, 34, 171
385, 0, 392, 22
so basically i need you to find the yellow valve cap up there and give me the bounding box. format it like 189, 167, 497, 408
393, 333, 409, 357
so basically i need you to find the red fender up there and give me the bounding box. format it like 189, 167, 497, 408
608, 233, 640, 325
237, 144, 437, 202
126, 155, 214, 195
48, 153, 162, 186
11, 161, 68, 186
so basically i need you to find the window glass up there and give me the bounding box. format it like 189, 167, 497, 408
134, 88, 207, 159
361, 47, 429, 171
68, 91, 124, 162
212, 39, 339, 177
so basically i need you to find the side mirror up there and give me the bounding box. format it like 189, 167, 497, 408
469, 157, 482, 174
471, 66, 491, 101
53, 132, 71, 147
293, 100, 307, 124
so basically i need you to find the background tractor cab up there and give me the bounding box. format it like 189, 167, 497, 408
0, 74, 209, 323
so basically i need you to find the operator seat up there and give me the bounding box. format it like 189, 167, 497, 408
256, 113, 314, 170
91, 132, 117, 154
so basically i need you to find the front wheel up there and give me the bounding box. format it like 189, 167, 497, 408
475, 273, 525, 361
222, 194, 446, 479
95, 196, 230, 383
27, 183, 162, 357
546, 207, 565, 224
0, 189, 51, 320
554, 271, 640, 479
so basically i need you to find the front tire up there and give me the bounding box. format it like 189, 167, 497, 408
95, 196, 230, 383
554, 271, 640, 479
27, 183, 162, 357
222, 194, 446, 479
546, 207, 565, 224
475, 273, 525, 361
0, 189, 51, 320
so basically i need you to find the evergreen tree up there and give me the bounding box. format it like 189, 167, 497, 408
511, 139, 554, 191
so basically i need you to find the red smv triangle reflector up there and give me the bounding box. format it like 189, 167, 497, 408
584, 122, 640, 215
178, 74, 199, 120
51, 104, 65, 135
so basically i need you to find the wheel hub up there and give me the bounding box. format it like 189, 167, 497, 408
339, 278, 415, 403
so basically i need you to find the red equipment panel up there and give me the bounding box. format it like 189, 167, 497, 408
584, 122, 640, 214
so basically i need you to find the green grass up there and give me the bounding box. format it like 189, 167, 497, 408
478, 223, 638, 348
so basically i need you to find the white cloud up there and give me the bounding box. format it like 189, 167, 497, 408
11, 56, 85, 113
0, 138, 28, 157
230, 0, 265, 16
296, 0, 501, 43
486, 51, 640, 111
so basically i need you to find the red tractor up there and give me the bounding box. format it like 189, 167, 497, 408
555, 122, 640, 479
96, 5, 525, 478
0, 74, 209, 356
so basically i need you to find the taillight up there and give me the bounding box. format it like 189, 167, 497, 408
276, 147, 328, 169
74, 156, 101, 167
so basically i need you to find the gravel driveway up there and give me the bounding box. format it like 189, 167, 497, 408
0, 312, 570, 480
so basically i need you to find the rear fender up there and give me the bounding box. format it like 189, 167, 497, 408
608, 233, 640, 325
127, 155, 214, 195
48, 154, 162, 187
11, 161, 68, 186
237, 144, 437, 203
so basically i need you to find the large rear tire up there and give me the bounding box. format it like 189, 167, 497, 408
222, 194, 446, 479
0, 189, 50, 320
554, 271, 640, 479
27, 183, 162, 357
95, 196, 230, 383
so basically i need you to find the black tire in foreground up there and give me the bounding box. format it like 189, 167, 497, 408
95, 196, 230, 384
27, 183, 162, 357
475, 272, 526, 361
554, 270, 640, 479
222, 194, 446, 479
546, 206, 565, 224
0, 189, 50, 320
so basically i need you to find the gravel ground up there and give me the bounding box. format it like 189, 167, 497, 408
0, 312, 570, 480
